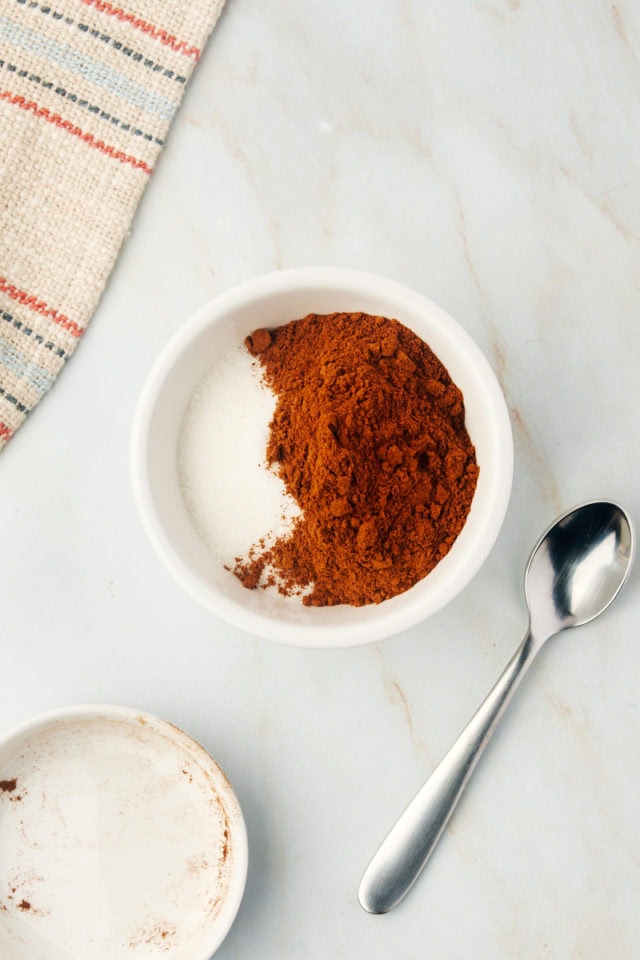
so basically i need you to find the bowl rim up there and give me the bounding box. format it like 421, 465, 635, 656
131, 267, 513, 647
0, 704, 248, 960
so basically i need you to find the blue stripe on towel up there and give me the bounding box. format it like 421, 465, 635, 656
0, 15, 177, 119
0, 336, 55, 393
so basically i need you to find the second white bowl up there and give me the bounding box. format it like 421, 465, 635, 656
0, 706, 247, 960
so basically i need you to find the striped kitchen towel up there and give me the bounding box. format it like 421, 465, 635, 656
0, 0, 226, 450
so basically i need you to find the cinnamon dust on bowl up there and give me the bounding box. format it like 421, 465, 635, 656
233, 312, 479, 607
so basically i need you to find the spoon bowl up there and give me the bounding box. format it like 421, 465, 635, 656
359, 500, 634, 914
525, 501, 634, 640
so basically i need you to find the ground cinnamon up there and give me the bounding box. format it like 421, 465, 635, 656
236, 312, 479, 606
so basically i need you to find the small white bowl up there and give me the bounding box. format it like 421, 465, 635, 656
131, 268, 512, 647
0, 706, 247, 960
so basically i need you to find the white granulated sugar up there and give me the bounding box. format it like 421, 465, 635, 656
178, 346, 300, 562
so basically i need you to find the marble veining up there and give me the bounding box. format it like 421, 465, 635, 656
1, 1, 639, 957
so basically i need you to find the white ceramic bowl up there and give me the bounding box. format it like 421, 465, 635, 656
0, 706, 247, 960
132, 268, 512, 647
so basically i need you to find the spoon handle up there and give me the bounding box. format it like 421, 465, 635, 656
359, 629, 539, 914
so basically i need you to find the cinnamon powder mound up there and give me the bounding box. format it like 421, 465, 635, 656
235, 312, 479, 606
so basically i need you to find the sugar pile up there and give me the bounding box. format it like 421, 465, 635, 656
178, 346, 300, 562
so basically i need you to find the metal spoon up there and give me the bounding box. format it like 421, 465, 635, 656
359, 500, 634, 914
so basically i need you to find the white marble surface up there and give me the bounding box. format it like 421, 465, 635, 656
1, 1, 640, 956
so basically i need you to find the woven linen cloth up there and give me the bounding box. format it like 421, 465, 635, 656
0, 0, 225, 450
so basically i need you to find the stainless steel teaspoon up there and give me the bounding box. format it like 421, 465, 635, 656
359, 500, 634, 914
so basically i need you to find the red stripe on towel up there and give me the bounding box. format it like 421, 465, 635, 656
80, 0, 202, 59
0, 90, 153, 174
0, 277, 84, 338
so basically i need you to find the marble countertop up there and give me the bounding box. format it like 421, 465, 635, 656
1, 1, 640, 956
